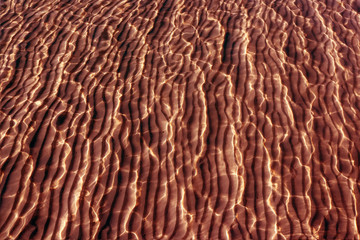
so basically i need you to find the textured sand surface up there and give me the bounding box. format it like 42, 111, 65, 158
1, 0, 360, 239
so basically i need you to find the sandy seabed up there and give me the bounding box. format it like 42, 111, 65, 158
1, 0, 360, 239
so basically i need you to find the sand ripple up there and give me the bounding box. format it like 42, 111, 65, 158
1, 0, 360, 239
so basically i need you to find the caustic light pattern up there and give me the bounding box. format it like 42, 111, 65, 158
1, 0, 360, 239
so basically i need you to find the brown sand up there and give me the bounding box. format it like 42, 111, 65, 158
1, 0, 360, 239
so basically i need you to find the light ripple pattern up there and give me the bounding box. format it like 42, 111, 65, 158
0, 0, 360, 239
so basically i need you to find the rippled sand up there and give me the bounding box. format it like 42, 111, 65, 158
1, 0, 360, 239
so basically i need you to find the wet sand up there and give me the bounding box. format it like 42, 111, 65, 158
1, 0, 360, 239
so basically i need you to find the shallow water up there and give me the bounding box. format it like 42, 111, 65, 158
0, 0, 360, 239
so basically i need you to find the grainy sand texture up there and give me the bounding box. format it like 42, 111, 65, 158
1, 0, 360, 239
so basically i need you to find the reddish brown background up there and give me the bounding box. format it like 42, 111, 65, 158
1, 0, 360, 239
